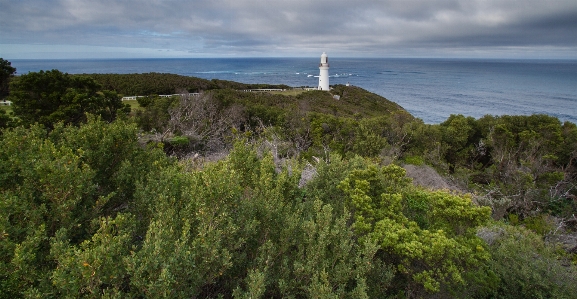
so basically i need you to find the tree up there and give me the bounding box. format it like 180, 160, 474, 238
0, 58, 16, 99
8, 70, 129, 128
0, 109, 11, 130
135, 95, 177, 132
440, 114, 477, 171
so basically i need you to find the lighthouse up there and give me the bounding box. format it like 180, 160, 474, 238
318, 52, 329, 91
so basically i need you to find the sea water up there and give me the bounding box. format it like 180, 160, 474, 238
10, 58, 577, 124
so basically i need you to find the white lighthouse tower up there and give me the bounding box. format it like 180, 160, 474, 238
318, 52, 330, 91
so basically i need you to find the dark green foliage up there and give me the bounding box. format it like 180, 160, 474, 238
3, 68, 577, 298
381, 113, 577, 221
0, 117, 169, 297
86, 72, 214, 95
48, 116, 170, 211
1, 127, 378, 297
85, 72, 290, 96
0, 58, 17, 99
303, 111, 418, 159
465, 114, 577, 218
440, 114, 479, 171
126, 142, 377, 298
0, 109, 11, 130
2, 116, 576, 298
310, 113, 358, 154
50, 213, 136, 297
135, 95, 177, 132
479, 224, 577, 299
8, 70, 129, 128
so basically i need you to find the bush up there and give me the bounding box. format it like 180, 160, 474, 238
478, 223, 577, 299
0, 117, 169, 297
9, 70, 129, 128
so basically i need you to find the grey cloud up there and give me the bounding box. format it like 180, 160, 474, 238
1, 0, 577, 58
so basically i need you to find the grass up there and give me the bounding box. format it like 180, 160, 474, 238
123, 100, 142, 112
0, 104, 13, 115
269, 89, 307, 96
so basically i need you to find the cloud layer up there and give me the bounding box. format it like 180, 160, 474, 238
1, 0, 577, 58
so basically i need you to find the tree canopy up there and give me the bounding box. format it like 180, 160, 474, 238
8, 70, 129, 127
0, 58, 16, 99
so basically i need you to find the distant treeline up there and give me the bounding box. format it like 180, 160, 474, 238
82, 72, 291, 96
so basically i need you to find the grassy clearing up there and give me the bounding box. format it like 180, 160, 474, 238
0, 104, 13, 115
269, 89, 307, 96
123, 100, 142, 112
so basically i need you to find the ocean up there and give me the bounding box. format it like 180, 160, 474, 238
10, 58, 577, 124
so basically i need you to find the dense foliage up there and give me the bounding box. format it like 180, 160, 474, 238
8, 70, 130, 128
0, 58, 16, 99
0, 120, 489, 297
0, 117, 170, 297
133, 88, 576, 225
85, 73, 290, 96
1, 62, 576, 298
2, 119, 574, 298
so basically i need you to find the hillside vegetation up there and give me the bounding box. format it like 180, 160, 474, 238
1, 65, 577, 298
84, 72, 291, 95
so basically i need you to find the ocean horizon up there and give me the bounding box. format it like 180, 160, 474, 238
9, 57, 577, 124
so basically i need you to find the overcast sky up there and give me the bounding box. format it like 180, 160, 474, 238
1, 0, 577, 59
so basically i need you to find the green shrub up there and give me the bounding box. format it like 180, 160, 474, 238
337, 162, 492, 296
479, 223, 577, 299
404, 155, 424, 166
523, 215, 555, 236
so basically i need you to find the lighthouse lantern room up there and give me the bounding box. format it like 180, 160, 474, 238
318, 52, 330, 91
